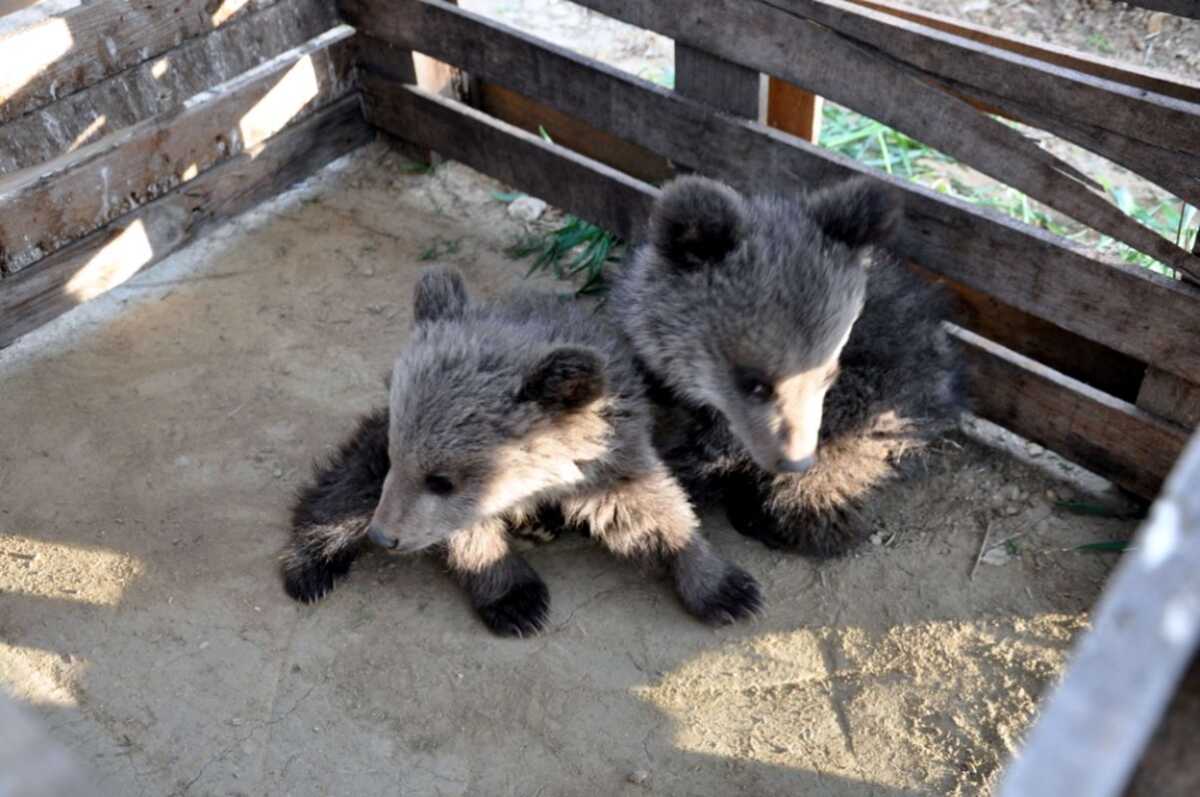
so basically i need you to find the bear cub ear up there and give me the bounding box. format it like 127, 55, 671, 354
806, 177, 902, 250
519, 346, 606, 412
649, 176, 746, 269
413, 267, 470, 324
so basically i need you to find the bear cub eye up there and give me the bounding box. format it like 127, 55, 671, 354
734, 367, 774, 402
424, 474, 455, 495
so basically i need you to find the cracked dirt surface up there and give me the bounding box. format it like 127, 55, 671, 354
0, 143, 1139, 795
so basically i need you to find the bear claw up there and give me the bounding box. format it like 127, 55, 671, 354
283, 555, 352, 604
694, 566, 764, 626
477, 579, 551, 637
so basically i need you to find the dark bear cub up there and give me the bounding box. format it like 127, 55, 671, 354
282, 268, 762, 635
613, 175, 965, 555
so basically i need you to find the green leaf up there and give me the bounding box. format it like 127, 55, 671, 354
1074, 540, 1132, 553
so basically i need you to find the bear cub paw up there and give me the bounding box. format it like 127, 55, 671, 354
693, 566, 764, 626
283, 554, 352, 604
477, 579, 551, 637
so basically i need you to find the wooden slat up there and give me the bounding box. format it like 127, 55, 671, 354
562, 0, 1200, 280
1138, 368, 1200, 429
361, 78, 653, 239
473, 82, 673, 185
0, 0, 287, 125
845, 0, 1200, 105
0, 0, 338, 176
0, 95, 371, 349
346, 0, 1200, 385
1123, 0, 1200, 19
674, 45, 764, 119
766, 78, 823, 142
999, 428, 1200, 797
0, 26, 355, 275
952, 326, 1187, 498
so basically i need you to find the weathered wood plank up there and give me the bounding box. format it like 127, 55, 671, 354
0, 95, 371, 349
1123, 0, 1200, 19
473, 81, 673, 185
0, 26, 355, 275
998, 426, 1200, 797
951, 325, 1187, 498
0, 0, 289, 125
1138, 367, 1200, 429
361, 77, 654, 239
846, 0, 1200, 105
561, 0, 1200, 279
766, 78, 823, 142
0, 0, 338, 176
674, 45, 764, 119
348, 0, 1200, 383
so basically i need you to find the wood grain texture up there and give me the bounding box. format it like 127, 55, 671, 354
0, 0, 338, 176
998, 427, 1200, 797
0, 0, 286, 125
766, 78, 822, 142
1138, 367, 1200, 428
0, 27, 356, 274
951, 325, 1187, 498
0, 96, 371, 349
845, 0, 1200, 104
361, 77, 654, 239
561, 0, 1200, 279
674, 45, 764, 119
348, 0, 1200, 384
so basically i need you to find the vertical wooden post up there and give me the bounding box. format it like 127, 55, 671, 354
1136, 235, 1200, 430
766, 78, 824, 143
674, 45, 765, 120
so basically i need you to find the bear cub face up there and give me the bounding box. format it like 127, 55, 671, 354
620, 175, 900, 475
366, 272, 613, 553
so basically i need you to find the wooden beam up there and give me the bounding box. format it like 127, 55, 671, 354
951, 326, 1187, 499
845, 0, 1200, 105
1138, 368, 1200, 429
766, 78, 823, 142
999, 427, 1200, 796
674, 45, 764, 119
0, 26, 355, 275
0, 0, 285, 125
0, 95, 371, 349
562, 0, 1200, 279
345, 0, 1200, 385
0, 0, 339, 176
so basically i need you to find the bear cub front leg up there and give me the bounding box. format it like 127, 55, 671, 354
448, 520, 550, 637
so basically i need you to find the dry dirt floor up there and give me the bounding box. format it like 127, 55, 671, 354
0, 142, 1142, 796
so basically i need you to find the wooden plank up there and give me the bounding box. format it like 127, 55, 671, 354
846, 0, 1200, 105
473, 82, 673, 185
910, 264, 1145, 402
674, 45, 764, 119
0, 0, 288, 125
0, 95, 371, 349
0, 26, 355, 275
561, 0, 1200, 280
361, 77, 653, 239
998, 427, 1200, 797
0, 0, 338, 176
1138, 368, 1200, 429
766, 78, 823, 142
1123, 0, 1200, 19
347, 0, 1200, 384
951, 325, 1187, 498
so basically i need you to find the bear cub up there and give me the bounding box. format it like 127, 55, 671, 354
282, 268, 762, 636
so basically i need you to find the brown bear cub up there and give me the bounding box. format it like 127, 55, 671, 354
282, 268, 762, 636
613, 175, 965, 556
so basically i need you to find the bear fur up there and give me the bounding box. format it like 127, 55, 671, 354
612, 175, 965, 556
282, 267, 762, 636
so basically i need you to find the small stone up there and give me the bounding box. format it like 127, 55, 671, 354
1004, 503, 1021, 516
1025, 441, 1044, 457
981, 546, 1013, 566
507, 196, 547, 222
627, 769, 650, 786
869, 532, 884, 546
273, 465, 284, 478
1045, 488, 1058, 501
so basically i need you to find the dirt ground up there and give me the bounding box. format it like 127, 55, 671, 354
0, 142, 1142, 796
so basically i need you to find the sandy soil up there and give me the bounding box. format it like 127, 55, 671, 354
0, 142, 1141, 796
